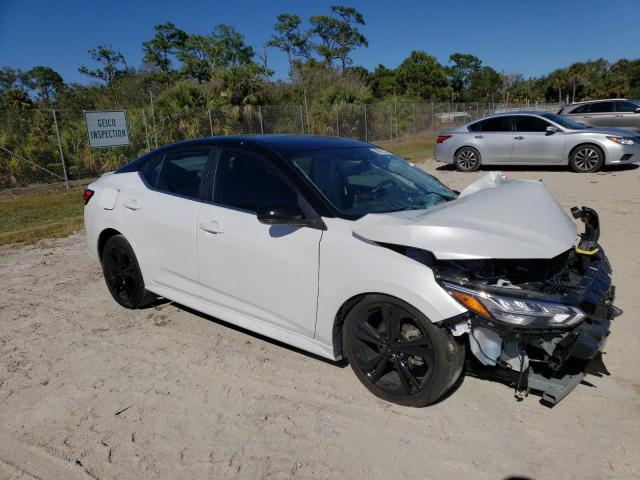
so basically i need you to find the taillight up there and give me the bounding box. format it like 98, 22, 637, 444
436, 135, 452, 144
83, 188, 95, 204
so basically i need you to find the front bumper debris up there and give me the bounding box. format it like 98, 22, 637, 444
458, 247, 621, 407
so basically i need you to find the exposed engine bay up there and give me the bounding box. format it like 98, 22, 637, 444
388, 206, 621, 406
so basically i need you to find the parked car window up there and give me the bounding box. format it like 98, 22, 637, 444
514, 116, 550, 132
468, 116, 512, 132
541, 113, 588, 130
615, 101, 639, 113
141, 153, 164, 187
155, 150, 209, 199
569, 104, 590, 114
588, 102, 614, 113
214, 150, 296, 212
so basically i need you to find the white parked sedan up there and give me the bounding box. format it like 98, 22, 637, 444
435, 112, 640, 172
84, 135, 619, 407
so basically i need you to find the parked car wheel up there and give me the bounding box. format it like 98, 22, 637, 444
570, 144, 604, 173
343, 295, 465, 407
101, 235, 156, 309
454, 147, 481, 172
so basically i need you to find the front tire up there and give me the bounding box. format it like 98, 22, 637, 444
343, 295, 465, 407
101, 235, 155, 309
570, 144, 604, 173
454, 147, 481, 172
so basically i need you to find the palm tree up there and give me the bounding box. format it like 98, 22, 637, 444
568, 63, 587, 102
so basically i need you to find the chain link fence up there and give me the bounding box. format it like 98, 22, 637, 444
0, 101, 561, 191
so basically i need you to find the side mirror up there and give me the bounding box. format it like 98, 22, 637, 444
256, 202, 306, 226
546, 125, 559, 134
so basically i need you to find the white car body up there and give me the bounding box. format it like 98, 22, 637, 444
85, 136, 617, 406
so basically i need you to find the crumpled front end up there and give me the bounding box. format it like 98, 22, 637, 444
436, 207, 621, 406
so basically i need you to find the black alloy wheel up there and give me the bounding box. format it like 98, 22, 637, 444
101, 235, 155, 309
344, 295, 465, 407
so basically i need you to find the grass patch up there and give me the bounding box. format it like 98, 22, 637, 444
0, 186, 85, 246
377, 135, 436, 163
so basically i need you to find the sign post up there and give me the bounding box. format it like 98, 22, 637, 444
85, 110, 130, 148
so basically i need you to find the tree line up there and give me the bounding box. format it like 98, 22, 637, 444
1, 4, 639, 114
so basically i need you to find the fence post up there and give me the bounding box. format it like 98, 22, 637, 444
208, 109, 214, 136
142, 109, 151, 150
300, 105, 305, 134
335, 104, 340, 137
476, 101, 479, 120
412, 103, 416, 137
364, 104, 368, 143
52, 110, 69, 188
259, 106, 264, 134
389, 104, 393, 141
149, 90, 158, 148
430, 102, 434, 134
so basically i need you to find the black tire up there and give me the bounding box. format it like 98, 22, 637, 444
343, 295, 465, 407
569, 144, 604, 173
101, 235, 155, 309
454, 147, 481, 172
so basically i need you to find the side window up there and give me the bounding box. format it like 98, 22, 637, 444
569, 104, 590, 114
214, 150, 296, 212
589, 102, 614, 113
155, 150, 209, 199
615, 101, 639, 113
475, 116, 512, 132
141, 153, 164, 187
514, 116, 550, 132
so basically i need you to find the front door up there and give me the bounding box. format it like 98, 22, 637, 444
511, 115, 565, 164
196, 148, 323, 338
614, 100, 640, 131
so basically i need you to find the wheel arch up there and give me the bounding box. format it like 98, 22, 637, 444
97, 228, 123, 262
568, 142, 606, 164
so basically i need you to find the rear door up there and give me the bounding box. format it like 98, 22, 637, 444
614, 100, 640, 131
196, 148, 323, 338
511, 115, 565, 164
584, 101, 616, 128
123, 147, 212, 296
467, 116, 514, 163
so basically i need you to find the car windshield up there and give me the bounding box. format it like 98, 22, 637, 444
286, 146, 457, 217
542, 112, 589, 130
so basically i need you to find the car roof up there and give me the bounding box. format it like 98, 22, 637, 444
156, 134, 371, 154
474, 111, 550, 120
568, 98, 630, 105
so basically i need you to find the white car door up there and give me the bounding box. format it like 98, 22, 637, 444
511, 115, 565, 164
122, 147, 212, 296
196, 148, 323, 338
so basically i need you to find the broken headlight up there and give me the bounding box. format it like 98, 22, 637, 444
442, 282, 585, 327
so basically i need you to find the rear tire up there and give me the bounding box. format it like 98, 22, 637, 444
343, 295, 465, 407
569, 144, 604, 173
454, 147, 481, 172
101, 235, 156, 309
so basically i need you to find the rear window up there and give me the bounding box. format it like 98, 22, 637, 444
588, 102, 614, 113
468, 116, 512, 132
155, 150, 209, 199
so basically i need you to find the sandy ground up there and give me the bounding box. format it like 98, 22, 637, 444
1, 162, 639, 480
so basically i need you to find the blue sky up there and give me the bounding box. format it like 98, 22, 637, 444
1, 0, 638, 84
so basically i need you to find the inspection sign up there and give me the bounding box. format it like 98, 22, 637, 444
85, 110, 130, 148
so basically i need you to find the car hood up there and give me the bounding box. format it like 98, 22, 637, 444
352, 173, 578, 260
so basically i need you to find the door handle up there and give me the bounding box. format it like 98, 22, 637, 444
122, 198, 141, 210
199, 222, 224, 234
474, 135, 483, 139
583, 115, 591, 118
514, 136, 524, 140
615, 114, 623, 117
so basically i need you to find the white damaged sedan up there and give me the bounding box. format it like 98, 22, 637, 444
84, 135, 620, 407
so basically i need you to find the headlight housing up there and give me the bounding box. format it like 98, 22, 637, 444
606, 136, 635, 145
442, 282, 585, 328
